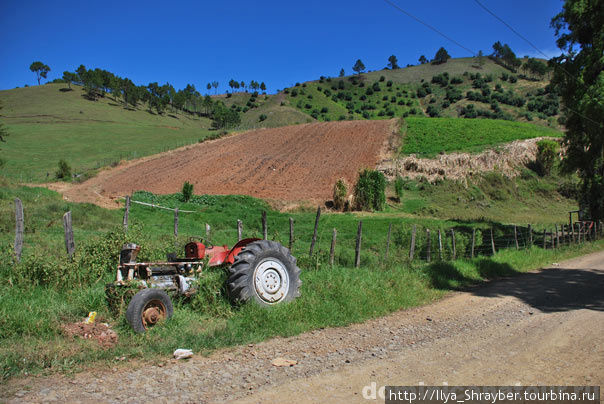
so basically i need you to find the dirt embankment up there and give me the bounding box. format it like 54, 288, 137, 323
46, 119, 398, 209
378, 137, 555, 182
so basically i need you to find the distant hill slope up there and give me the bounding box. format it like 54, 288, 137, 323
0, 83, 213, 182
0, 57, 560, 184
278, 57, 560, 129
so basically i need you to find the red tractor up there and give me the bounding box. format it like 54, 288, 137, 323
112, 238, 301, 332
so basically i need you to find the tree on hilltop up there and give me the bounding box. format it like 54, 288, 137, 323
432, 47, 450, 65
387, 55, 399, 69
418, 55, 428, 64
30, 61, 51, 85
352, 59, 366, 75
339, 68, 345, 77
62, 71, 77, 89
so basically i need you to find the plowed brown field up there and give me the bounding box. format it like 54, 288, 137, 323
48, 119, 398, 208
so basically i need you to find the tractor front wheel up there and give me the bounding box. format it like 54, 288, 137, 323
126, 289, 174, 333
227, 240, 301, 306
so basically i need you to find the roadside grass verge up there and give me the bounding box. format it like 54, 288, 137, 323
0, 183, 599, 381
401, 117, 561, 156
1, 238, 601, 382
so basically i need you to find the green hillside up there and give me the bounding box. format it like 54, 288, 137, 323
217, 92, 312, 129
280, 57, 560, 128
0, 57, 562, 183
0, 84, 216, 182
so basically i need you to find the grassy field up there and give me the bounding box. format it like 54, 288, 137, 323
401, 117, 561, 156
0, 84, 214, 182
0, 167, 590, 380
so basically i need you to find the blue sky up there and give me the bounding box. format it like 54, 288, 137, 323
0, 0, 564, 93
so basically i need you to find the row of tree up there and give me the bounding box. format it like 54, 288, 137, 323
61, 65, 240, 128
227, 79, 266, 93
348, 48, 452, 76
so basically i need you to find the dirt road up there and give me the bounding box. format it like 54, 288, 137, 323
3, 251, 603, 403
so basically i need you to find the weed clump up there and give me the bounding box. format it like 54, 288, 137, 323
333, 179, 349, 211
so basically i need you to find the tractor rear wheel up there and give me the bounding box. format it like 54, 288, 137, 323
126, 289, 173, 333
227, 240, 301, 306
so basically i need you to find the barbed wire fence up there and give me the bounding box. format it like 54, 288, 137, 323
11, 196, 604, 268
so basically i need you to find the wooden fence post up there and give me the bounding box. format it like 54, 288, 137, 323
438, 229, 443, 260
355, 221, 362, 268
289, 218, 294, 250
451, 229, 456, 260
14, 198, 24, 262
309, 206, 321, 256
514, 225, 519, 250
237, 219, 243, 241
528, 224, 533, 247
409, 225, 416, 260
491, 228, 496, 255
262, 211, 267, 240
471, 228, 476, 258
385, 223, 392, 259
205, 223, 211, 242
555, 224, 560, 248
174, 208, 179, 238
561, 225, 566, 246
542, 229, 547, 249
426, 229, 431, 262
571, 221, 575, 243
551, 228, 555, 249
577, 223, 581, 243
63, 211, 75, 259
329, 228, 337, 266
123, 195, 130, 232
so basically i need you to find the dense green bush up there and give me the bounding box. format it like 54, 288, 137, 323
181, 181, 194, 202
536, 139, 559, 176
426, 105, 441, 117
55, 159, 71, 180
353, 169, 386, 211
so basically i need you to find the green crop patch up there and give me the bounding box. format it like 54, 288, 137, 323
401, 117, 561, 156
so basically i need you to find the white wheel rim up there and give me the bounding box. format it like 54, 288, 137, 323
253, 259, 289, 304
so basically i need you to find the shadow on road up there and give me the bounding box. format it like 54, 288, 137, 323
472, 267, 604, 312
424, 259, 604, 313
